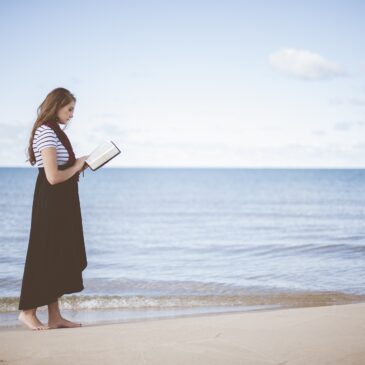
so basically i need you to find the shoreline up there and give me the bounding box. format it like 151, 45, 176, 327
0, 304, 283, 331
1, 302, 364, 364
2, 297, 365, 331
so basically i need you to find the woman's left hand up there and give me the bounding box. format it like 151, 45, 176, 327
80, 162, 89, 173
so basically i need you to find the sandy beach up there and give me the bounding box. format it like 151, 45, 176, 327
1, 302, 364, 365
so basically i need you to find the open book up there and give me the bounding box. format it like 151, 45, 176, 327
84, 140, 121, 171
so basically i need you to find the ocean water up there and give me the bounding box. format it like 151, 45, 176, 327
1, 167, 365, 327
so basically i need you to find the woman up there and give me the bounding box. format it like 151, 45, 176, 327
18, 87, 89, 330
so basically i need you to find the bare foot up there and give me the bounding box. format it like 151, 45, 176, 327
48, 317, 82, 329
18, 311, 50, 331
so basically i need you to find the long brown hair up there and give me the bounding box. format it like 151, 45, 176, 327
26, 87, 77, 166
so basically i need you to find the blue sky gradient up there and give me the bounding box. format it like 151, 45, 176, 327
1, 0, 364, 167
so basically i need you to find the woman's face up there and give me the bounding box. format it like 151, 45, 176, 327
57, 101, 76, 124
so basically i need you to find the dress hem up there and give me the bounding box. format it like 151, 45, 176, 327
18, 284, 85, 311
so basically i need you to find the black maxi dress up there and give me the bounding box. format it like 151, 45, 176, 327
18, 163, 87, 310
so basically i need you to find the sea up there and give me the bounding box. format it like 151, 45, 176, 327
1, 167, 365, 328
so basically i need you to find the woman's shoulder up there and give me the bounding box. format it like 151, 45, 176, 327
35, 124, 53, 132
35, 124, 57, 137
33, 124, 59, 148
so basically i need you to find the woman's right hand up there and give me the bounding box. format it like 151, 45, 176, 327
75, 155, 89, 172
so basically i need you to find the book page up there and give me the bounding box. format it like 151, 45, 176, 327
85, 141, 120, 170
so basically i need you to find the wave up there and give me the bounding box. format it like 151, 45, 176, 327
242, 242, 365, 257
2, 290, 365, 313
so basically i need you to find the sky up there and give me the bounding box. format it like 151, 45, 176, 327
0, 0, 364, 168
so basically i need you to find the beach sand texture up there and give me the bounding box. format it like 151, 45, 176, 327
1, 302, 364, 365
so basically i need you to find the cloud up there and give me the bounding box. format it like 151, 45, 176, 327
312, 129, 326, 136
329, 95, 365, 106
348, 96, 365, 106
334, 122, 352, 131
269, 48, 347, 80
228, 143, 365, 167
333, 120, 365, 131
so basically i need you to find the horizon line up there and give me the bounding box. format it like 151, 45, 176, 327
1, 166, 364, 170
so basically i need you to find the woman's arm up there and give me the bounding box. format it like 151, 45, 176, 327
41, 147, 80, 185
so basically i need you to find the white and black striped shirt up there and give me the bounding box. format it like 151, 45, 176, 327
33, 125, 69, 167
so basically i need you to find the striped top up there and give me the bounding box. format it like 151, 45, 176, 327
33, 125, 69, 167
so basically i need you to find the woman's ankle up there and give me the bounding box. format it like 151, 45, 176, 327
48, 311, 62, 321
20, 308, 37, 316
47, 299, 61, 317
